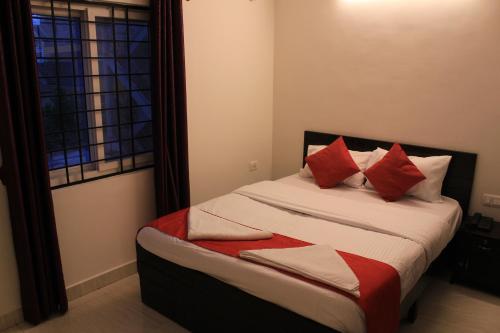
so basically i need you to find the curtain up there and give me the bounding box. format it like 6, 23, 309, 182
0, 0, 68, 324
151, 0, 191, 216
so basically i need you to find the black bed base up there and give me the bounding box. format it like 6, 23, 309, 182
137, 242, 340, 333
137, 242, 424, 332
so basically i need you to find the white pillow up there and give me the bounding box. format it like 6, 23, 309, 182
299, 145, 325, 178
364, 148, 389, 189
365, 147, 452, 202
299, 145, 372, 188
365, 147, 387, 171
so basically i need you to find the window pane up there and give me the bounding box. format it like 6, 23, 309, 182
120, 108, 132, 123
54, 19, 71, 39
130, 59, 150, 74
39, 77, 58, 96
131, 90, 150, 107
129, 23, 149, 42
47, 151, 66, 170
78, 129, 90, 145
118, 92, 130, 107
129, 42, 149, 58
33, 14, 90, 171
99, 76, 115, 92
56, 40, 81, 57
132, 106, 152, 122
66, 149, 88, 167
121, 140, 133, 156
101, 109, 118, 125
115, 42, 129, 57
57, 59, 75, 76
134, 122, 152, 138
100, 93, 117, 109
32, 4, 153, 187
114, 23, 128, 41
104, 142, 121, 159
97, 41, 114, 57
118, 75, 131, 90
37, 59, 56, 77
95, 18, 151, 159
131, 74, 150, 89
120, 125, 132, 140
44, 114, 61, 132
35, 39, 55, 58
103, 126, 119, 143
134, 137, 153, 154
98, 58, 129, 75
45, 133, 64, 152
32, 16, 53, 38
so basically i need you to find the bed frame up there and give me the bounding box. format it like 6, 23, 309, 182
137, 131, 477, 332
302, 131, 477, 214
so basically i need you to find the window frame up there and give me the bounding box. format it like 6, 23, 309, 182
31, 0, 153, 188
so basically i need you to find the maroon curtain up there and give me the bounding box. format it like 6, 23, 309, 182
0, 0, 68, 324
151, 0, 190, 216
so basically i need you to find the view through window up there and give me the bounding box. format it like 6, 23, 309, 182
31, 0, 153, 188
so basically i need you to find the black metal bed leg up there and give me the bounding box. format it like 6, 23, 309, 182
407, 301, 418, 324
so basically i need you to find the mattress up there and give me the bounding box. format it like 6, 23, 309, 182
137, 174, 462, 333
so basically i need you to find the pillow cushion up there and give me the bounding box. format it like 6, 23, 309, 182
299, 145, 371, 188
365, 148, 452, 202
305, 137, 360, 189
406, 155, 452, 202
364, 144, 426, 202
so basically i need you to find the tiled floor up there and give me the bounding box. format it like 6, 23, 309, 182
4, 274, 500, 333
5, 275, 187, 333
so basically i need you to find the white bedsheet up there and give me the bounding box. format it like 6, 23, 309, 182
233, 180, 460, 264
137, 174, 462, 333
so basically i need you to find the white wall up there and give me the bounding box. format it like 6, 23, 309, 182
0, 169, 156, 319
273, 0, 500, 219
183, 0, 275, 204
0, 184, 21, 316
52, 170, 156, 287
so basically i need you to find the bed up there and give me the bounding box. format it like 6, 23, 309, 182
136, 131, 477, 333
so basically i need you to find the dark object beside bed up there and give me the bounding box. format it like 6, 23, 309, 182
137, 131, 477, 332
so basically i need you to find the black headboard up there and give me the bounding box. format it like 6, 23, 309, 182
303, 131, 477, 214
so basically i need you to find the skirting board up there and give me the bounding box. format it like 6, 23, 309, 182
66, 260, 137, 301
0, 309, 22, 333
0, 261, 137, 332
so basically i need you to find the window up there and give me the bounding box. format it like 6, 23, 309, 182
31, 0, 153, 188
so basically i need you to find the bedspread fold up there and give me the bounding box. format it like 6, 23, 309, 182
240, 244, 360, 297
187, 207, 273, 241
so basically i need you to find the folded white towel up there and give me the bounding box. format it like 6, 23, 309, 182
188, 208, 273, 241
240, 245, 360, 297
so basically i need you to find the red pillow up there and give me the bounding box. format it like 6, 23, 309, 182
305, 137, 360, 189
364, 143, 426, 202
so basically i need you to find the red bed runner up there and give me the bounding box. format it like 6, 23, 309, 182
147, 208, 401, 333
